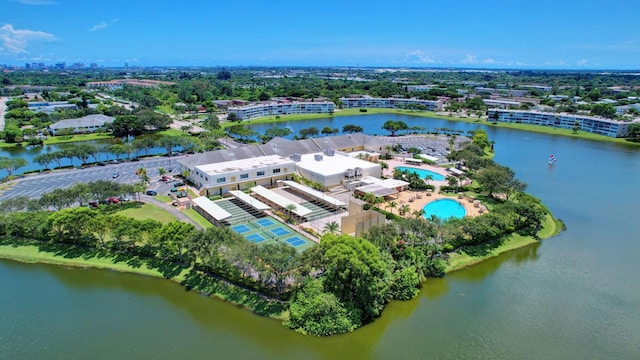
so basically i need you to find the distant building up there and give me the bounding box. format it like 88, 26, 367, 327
227, 101, 335, 120
406, 85, 435, 92
86, 79, 176, 90
339, 96, 442, 111
28, 101, 78, 114
48, 114, 114, 135
483, 99, 521, 108
487, 109, 638, 138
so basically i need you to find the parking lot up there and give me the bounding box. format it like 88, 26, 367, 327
0, 157, 181, 201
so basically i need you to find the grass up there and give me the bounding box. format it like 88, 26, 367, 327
445, 213, 563, 273
0, 238, 288, 319
183, 208, 214, 229
0, 133, 114, 148
116, 203, 176, 224
155, 195, 173, 203
155, 128, 187, 137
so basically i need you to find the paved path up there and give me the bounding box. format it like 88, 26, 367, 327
0, 97, 7, 132
143, 195, 203, 230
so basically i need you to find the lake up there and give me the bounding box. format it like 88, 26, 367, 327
2, 114, 639, 359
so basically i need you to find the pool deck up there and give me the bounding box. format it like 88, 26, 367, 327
381, 158, 483, 218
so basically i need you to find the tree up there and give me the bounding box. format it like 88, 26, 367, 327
153, 221, 196, 263
262, 127, 292, 142
285, 278, 356, 336
109, 144, 127, 160
398, 204, 411, 218
136, 167, 149, 185
627, 123, 640, 141
284, 203, 297, 223
0, 157, 28, 179
382, 120, 408, 137
342, 124, 363, 133
112, 115, 144, 137
323, 221, 340, 235
34, 153, 55, 170
256, 242, 299, 296
3, 124, 23, 143
299, 127, 319, 139
320, 235, 390, 324
386, 200, 397, 214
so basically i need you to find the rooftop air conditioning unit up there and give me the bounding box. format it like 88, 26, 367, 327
324, 148, 335, 156
290, 153, 301, 162
314, 154, 323, 161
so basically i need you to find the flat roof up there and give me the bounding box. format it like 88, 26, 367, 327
405, 157, 423, 163
418, 154, 439, 162
229, 190, 271, 211
195, 155, 294, 176
251, 186, 312, 217
378, 178, 410, 188
192, 196, 232, 221
281, 181, 347, 207
355, 184, 398, 197
296, 152, 379, 177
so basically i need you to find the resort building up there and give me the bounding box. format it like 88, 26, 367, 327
295, 152, 382, 189
487, 109, 639, 138
189, 155, 296, 196
227, 101, 335, 120
48, 114, 114, 135
339, 96, 443, 111
28, 101, 78, 114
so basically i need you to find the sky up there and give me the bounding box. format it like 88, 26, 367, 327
1, 0, 639, 69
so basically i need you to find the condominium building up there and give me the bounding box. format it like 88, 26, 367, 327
339, 96, 443, 111
227, 101, 335, 120
487, 109, 638, 137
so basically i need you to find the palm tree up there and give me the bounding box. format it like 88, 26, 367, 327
399, 204, 410, 218
386, 201, 397, 214
284, 203, 297, 223
136, 167, 149, 185
424, 174, 433, 186
158, 167, 167, 177
412, 209, 424, 219
323, 221, 340, 235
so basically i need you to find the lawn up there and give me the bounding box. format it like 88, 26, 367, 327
183, 208, 213, 229
117, 203, 176, 224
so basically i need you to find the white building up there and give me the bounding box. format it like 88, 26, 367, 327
487, 109, 639, 138
339, 96, 442, 111
295, 152, 381, 189
48, 114, 114, 135
228, 101, 335, 120
190, 155, 296, 196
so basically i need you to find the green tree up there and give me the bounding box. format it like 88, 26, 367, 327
256, 242, 299, 296
285, 278, 356, 336
320, 235, 390, 324
382, 120, 408, 137
0, 157, 28, 179
323, 221, 340, 235
342, 124, 363, 133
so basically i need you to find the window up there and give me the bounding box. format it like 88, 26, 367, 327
230, 176, 236, 181
273, 168, 281, 174
240, 174, 249, 179
217, 177, 226, 183
257, 171, 265, 176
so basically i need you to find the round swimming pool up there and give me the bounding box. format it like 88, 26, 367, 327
423, 199, 466, 220
395, 166, 446, 181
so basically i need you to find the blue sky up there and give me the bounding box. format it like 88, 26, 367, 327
1, 0, 639, 69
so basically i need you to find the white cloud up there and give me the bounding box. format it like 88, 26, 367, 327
14, 0, 57, 5
460, 54, 477, 64
90, 22, 108, 31
406, 50, 437, 63
459, 54, 497, 65
577, 59, 588, 66
89, 19, 118, 32
0, 24, 56, 55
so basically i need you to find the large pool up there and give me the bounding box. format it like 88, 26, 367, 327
395, 166, 446, 181
423, 199, 466, 220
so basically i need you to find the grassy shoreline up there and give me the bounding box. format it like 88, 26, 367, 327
445, 213, 563, 273
0, 239, 288, 320
233, 108, 639, 146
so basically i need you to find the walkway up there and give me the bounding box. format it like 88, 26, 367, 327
143, 195, 203, 230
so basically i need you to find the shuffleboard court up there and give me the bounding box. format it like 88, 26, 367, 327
256, 218, 275, 227
232, 224, 251, 233
270, 227, 290, 236
246, 234, 265, 243
285, 237, 306, 247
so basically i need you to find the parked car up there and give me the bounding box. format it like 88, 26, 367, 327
112, 172, 119, 178
97, 162, 106, 166
146, 190, 157, 196
88, 201, 99, 208
174, 181, 185, 187
107, 197, 120, 204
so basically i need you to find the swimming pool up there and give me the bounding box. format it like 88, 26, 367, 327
395, 166, 445, 181
422, 199, 466, 220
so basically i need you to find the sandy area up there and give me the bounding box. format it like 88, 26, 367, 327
380, 158, 484, 218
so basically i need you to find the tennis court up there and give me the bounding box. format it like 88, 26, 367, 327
246, 234, 266, 243
256, 218, 275, 227
285, 237, 307, 247
232, 224, 251, 233
270, 227, 291, 236
229, 216, 313, 251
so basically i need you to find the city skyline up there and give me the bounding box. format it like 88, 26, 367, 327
1, 0, 639, 70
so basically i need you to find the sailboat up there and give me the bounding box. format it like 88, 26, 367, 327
548, 154, 557, 165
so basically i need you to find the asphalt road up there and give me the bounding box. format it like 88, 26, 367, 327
0, 157, 182, 201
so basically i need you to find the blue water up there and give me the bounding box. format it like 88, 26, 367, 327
423, 198, 467, 220
395, 166, 446, 181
